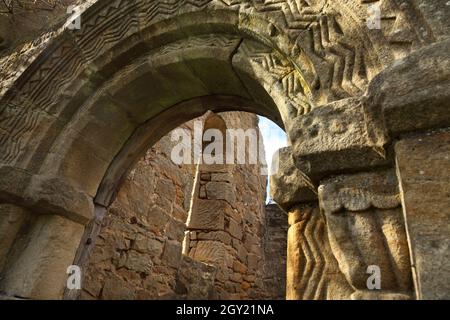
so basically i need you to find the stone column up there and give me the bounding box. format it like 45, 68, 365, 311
271, 147, 352, 300
0, 204, 28, 274
395, 130, 450, 300
0, 212, 85, 299
286, 203, 352, 300
276, 39, 450, 300
0, 168, 94, 299
368, 39, 450, 299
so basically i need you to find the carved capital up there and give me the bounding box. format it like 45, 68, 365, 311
0, 166, 94, 225
319, 170, 401, 214
318, 170, 413, 297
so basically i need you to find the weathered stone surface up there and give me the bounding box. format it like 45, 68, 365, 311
290, 98, 388, 181
187, 199, 225, 231
319, 170, 401, 213
367, 39, 450, 135
270, 147, 317, 210
190, 241, 232, 267
319, 171, 413, 298
262, 204, 288, 300
0, 167, 94, 225
0, 204, 28, 273
124, 251, 153, 274
175, 256, 216, 300
161, 241, 182, 269
396, 130, 450, 300
101, 274, 136, 300
286, 204, 353, 300
0, 214, 84, 299
205, 181, 236, 204
228, 218, 243, 240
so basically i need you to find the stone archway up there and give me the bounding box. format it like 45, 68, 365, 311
0, 0, 449, 300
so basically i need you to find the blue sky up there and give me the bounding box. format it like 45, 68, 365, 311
258, 116, 288, 203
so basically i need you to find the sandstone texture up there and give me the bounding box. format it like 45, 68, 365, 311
395, 130, 450, 300
0, 0, 449, 301
78, 112, 287, 300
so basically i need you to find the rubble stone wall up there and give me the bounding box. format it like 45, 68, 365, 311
80, 112, 287, 300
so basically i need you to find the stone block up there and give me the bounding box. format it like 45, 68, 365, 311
396, 130, 450, 299
187, 199, 225, 231
196, 231, 232, 245
289, 98, 389, 181
175, 256, 216, 300
125, 250, 153, 273
191, 241, 233, 267
270, 147, 317, 210
367, 39, 450, 135
228, 218, 243, 240
205, 181, 236, 204
161, 241, 182, 268
165, 219, 186, 242
0, 214, 84, 299
132, 235, 163, 257
101, 275, 136, 300
0, 204, 28, 273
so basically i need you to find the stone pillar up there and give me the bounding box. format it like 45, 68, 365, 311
0, 212, 85, 299
276, 39, 450, 300
286, 203, 352, 300
395, 130, 450, 300
368, 39, 450, 299
0, 204, 28, 274
262, 204, 288, 300
0, 168, 94, 299
271, 147, 352, 300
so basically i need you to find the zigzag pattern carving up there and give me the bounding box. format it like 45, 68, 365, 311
0, 0, 433, 166
232, 0, 368, 101
237, 41, 313, 116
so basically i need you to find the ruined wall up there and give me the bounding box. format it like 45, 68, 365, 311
262, 204, 288, 300
184, 113, 271, 300
80, 112, 286, 300
80, 120, 200, 300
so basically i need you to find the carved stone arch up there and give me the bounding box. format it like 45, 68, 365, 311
0, 0, 447, 300
0, 0, 435, 174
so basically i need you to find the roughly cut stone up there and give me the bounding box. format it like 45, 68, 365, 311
187, 199, 225, 231
367, 39, 450, 135
289, 98, 389, 181
205, 182, 236, 204
270, 147, 317, 210
396, 130, 450, 300
161, 241, 183, 269
101, 275, 136, 300
125, 251, 153, 273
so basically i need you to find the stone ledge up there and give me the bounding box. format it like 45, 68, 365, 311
0, 166, 94, 225
288, 98, 390, 184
